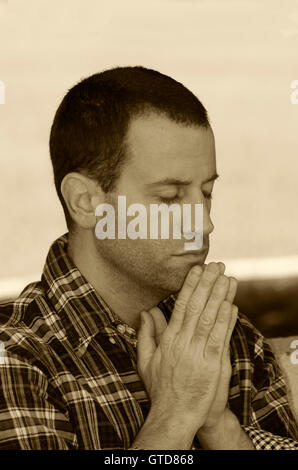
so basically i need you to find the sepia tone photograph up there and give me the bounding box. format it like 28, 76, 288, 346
0, 0, 298, 454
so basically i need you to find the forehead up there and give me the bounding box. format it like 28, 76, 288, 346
124, 113, 216, 184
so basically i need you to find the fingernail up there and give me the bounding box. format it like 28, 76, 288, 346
218, 262, 226, 274
206, 262, 219, 274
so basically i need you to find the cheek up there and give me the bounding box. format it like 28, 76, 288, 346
95, 238, 179, 268
95, 237, 192, 293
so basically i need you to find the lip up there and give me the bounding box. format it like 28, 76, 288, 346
174, 248, 208, 257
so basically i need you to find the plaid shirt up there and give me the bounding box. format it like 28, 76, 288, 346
0, 233, 297, 450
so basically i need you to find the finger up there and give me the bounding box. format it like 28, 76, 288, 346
137, 311, 157, 374
201, 262, 224, 274
226, 277, 238, 304
194, 274, 230, 339
181, 262, 221, 336
222, 304, 238, 359
167, 264, 203, 335
217, 262, 226, 275
148, 306, 168, 346
215, 263, 238, 304
204, 300, 233, 357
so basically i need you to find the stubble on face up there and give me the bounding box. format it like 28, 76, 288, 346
93, 112, 216, 296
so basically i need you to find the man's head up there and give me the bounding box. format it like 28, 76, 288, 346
49, 66, 217, 294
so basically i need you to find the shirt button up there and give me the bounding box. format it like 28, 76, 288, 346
109, 338, 116, 344
117, 324, 126, 334
126, 326, 135, 335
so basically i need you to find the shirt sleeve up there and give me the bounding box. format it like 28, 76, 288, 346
242, 328, 298, 449
0, 351, 78, 450
242, 425, 298, 449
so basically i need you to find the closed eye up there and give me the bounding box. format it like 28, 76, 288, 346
159, 193, 213, 204
158, 195, 181, 204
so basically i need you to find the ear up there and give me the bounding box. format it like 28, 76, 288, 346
60, 172, 104, 229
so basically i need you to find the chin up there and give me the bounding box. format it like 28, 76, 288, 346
157, 266, 192, 295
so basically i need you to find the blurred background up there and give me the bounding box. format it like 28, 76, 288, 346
0, 0, 298, 337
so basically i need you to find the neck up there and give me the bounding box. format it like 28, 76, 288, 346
67, 231, 165, 330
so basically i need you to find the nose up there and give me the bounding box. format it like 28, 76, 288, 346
185, 196, 214, 237
203, 203, 214, 237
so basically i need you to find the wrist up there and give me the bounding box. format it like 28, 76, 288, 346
197, 408, 241, 449
150, 401, 202, 435
199, 407, 235, 432
131, 405, 198, 450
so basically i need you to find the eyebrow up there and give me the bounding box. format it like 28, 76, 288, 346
146, 173, 219, 188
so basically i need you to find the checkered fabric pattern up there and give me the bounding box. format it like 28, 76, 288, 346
240, 427, 298, 450
0, 233, 297, 449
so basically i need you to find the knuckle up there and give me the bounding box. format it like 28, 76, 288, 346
216, 274, 229, 287
215, 303, 232, 325
185, 274, 199, 289
201, 266, 220, 285
207, 342, 221, 355
209, 287, 224, 301
207, 328, 225, 349
186, 302, 199, 317
191, 265, 203, 276
209, 329, 222, 343
211, 280, 228, 300
186, 266, 202, 287
174, 298, 187, 312
199, 313, 214, 328
200, 275, 213, 288
160, 332, 171, 348
191, 328, 205, 342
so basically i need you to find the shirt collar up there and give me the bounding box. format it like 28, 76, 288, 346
41, 233, 177, 353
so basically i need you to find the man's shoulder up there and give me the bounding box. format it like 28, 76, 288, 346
234, 310, 275, 364
237, 310, 262, 337
0, 280, 58, 362
0, 280, 45, 327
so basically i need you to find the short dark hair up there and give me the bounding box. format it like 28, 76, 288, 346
49, 66, 210, 229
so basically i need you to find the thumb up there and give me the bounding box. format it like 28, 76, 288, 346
148, 306, 168, 346
137, 311, 157, 373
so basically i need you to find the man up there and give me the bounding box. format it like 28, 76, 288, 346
0, 66, 297, 449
